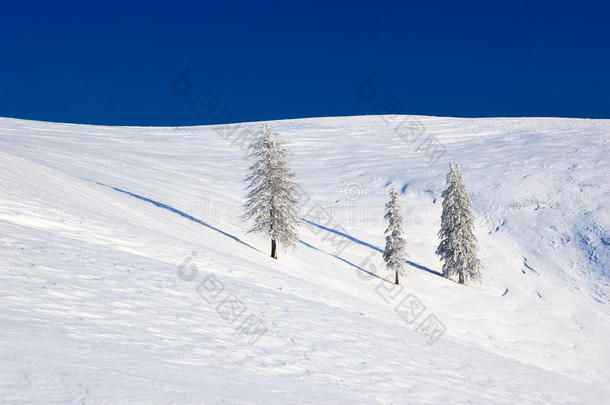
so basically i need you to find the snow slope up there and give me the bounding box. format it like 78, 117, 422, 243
0, 115, 609, 404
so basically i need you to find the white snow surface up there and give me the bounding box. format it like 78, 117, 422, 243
0, 115, 609, 404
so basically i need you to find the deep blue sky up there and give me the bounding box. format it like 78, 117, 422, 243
1, 1, 609, 125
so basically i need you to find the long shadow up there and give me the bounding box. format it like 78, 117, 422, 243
299, 240, 391, 283
302, 218, 442, 277
95, 182, 259, 251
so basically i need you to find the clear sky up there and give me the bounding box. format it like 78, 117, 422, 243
1, 0, 609, 125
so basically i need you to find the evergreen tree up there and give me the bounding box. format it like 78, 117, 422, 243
243, 124, 300, 259
383, 186, 407, 285
436, 163, 481, 284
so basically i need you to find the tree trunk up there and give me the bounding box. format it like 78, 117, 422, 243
458, 270, 464, 284
271, 238, 277, 259
395, 269, 399, 285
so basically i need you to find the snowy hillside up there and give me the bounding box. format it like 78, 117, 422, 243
1, 115, 609, 404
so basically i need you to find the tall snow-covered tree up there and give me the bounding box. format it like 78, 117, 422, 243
243, 124, 300, 259
383, 187, 407, 285
436, 163, 481, 284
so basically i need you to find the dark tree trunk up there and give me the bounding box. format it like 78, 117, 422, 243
271, 238, 277, 259
395, 269, 399, 285
458, 270, 464, 284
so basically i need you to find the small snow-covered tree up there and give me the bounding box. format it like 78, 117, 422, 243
436, 163, 481, 284
383, 187, 407, 285
243, 124, 299, 259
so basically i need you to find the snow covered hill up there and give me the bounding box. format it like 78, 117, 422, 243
1, 115, 609, 404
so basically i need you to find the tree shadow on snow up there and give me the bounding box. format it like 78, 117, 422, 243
94, 182, 259, 252
299, 240, 392, 283
301, 218, 442, 277
93, 181, 440, 279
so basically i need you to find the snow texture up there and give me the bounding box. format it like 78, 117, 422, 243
0, 115, 609, 404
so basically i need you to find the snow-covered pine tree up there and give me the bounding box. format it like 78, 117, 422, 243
383, 186, 407, 285
436, 163, 481, 284
243, 124, 300, 259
